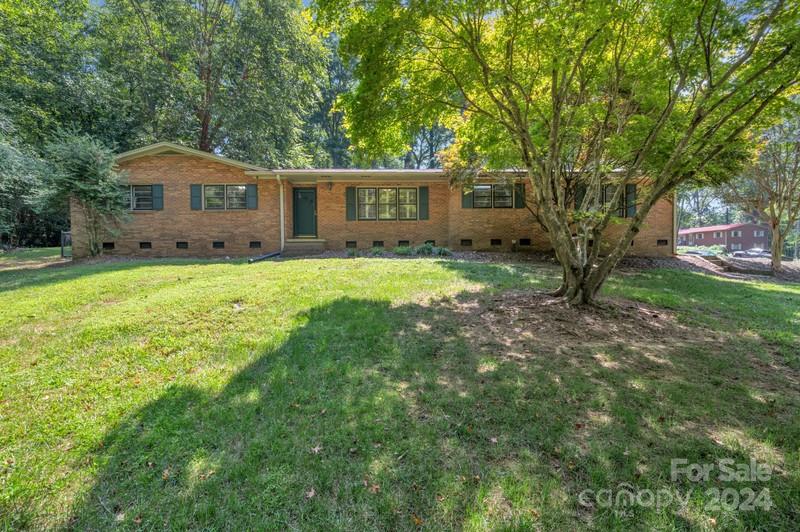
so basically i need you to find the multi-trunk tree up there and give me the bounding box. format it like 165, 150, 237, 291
317, 0, 800, 304
723, 117, 800, 271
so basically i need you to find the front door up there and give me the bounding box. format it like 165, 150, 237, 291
293, 188, 317, 237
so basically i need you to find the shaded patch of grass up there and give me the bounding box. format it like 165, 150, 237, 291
0, 258, 797, 530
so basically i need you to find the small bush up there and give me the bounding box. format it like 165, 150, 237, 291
393, 246, 413, 256
346, 247, 358, 257
370, 246, 384, 256
433, 246, 452, 256
414, 242, 434, 256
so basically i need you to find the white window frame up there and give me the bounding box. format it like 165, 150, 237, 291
730, 230, 742, 237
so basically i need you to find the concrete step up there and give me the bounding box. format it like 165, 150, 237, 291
283, 239, 326, 257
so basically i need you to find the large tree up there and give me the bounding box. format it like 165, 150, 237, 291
723, 117, 800, 272
98, 0, 325, 167
317, 0, 800, 304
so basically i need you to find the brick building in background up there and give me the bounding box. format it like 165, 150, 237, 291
70, 142, 677, 259
678, 222, 770, 251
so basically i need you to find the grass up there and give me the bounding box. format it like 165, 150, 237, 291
0, 255, 798, 530
0, 247, 66, 271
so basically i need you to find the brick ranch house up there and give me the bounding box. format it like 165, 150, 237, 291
70, 142, 677, 259
677, 223, 770, 251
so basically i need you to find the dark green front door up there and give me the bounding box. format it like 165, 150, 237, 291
293, 188, 317, 237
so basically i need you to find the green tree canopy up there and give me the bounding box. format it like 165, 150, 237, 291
97, 0, 325, 167
316, 0, 800, 303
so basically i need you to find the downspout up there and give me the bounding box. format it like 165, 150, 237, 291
277, 175, 285, 252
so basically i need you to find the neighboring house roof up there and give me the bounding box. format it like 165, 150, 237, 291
115, 142, 272, 172
678, 223, 764, 235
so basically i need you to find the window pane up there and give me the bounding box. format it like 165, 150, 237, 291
379, 203, 397, 220
226, 185, 247, 209
122, 186, 132, 210
378, 188, 397, 220
358, 204, 376, 220
473, 185, 492, 208
378, 188, 397, 204
204, 185, 225, 210
399, 204, 417, 220
132, 185, 153, 210
358, 188, 377, 219
398, 188, 417, 204
493, 184, 513, 208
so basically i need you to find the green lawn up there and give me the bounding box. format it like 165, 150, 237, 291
0, 256, 798, 530
0, 247, 66, 271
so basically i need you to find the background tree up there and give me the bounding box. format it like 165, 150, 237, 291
722, 117, 800, 271
403, 125, 453, 169
317, 0, 800, 304
40, 134, 129, 257
98, 0, 325, 167
676, 186, 730, 229
303, 34, 356, 168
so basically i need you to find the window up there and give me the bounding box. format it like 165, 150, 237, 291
713, 231, 722, 238
731, 230, 742, 237
491, 238, 502, 246
398, 188, 417, 220
473, 185, 493, 208
204, 185, 226, 210
102, 242, 115, 250
731, 243, 742, 250
657, 239, 669, 246
460, 239, 473, 247
346, 241, 357, 249
696, 233, 704, 240
212, 241, 225, 249
357, 187, 418, 220
754, 230, 765, 237
373, 240, 384, 248
249, 241, 261, 249
519, 238, 532, 246
357, 188, 377, 220
129, 185, 154, 211
139, 241, 152, 249
226, 185, 247, 210
492, 184, 513, 208
176, 241, 189, 249
378, 188, 397, 220
398, 240, 410, 247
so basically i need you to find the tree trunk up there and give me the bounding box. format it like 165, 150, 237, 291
770, 225, 784, 272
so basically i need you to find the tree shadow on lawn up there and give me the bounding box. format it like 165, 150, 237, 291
63, 277, 800, 530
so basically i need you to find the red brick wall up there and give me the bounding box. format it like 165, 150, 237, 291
70, 153, 675, 258
305, 182, 450, 249
70, 154, 280, 258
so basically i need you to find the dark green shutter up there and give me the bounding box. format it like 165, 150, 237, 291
345, 187, 356, 220
514, 182, 525, 208
625, 184, 637, 217
152, 184, 163, 210
246, 184, 258, 209
190, 184, 202, 210
575, 184, 586, 210
462, 187, 473, 208
418, 186, 429, 220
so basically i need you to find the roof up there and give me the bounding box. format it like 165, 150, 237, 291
115, 142, 271, 172
678, 223, 764, 235
115, 142, 523, 182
